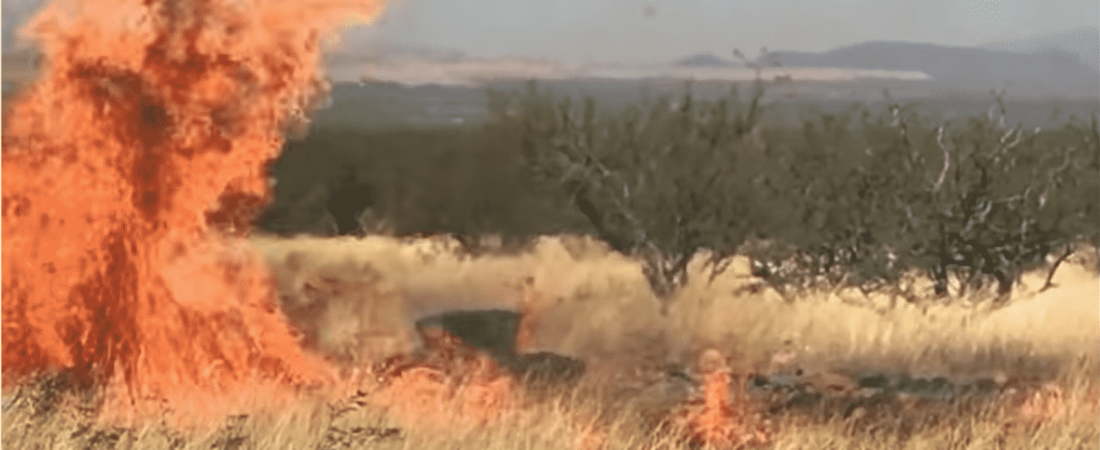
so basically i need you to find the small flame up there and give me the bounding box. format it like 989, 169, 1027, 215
670, 349, 771, 449
516, 276, 539, 352
364, 331, 519, 432
1017, 383, 1067, 422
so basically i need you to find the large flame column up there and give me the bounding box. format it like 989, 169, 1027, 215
1, 0, 386, 428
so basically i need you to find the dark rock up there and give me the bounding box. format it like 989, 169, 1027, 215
906, 378, 933, 393
965, 378, 1002, 396
412, 309, 587, 389
858, 374, 891, 389
507, 351, 586, 387
925, 377, 955, 398
414, 309, 522, 362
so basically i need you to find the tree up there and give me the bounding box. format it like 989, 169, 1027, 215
506, 80, 766, 313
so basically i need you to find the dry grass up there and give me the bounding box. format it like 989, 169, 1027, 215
3, 234, 1098, 449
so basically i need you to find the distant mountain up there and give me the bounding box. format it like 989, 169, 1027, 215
979, 26, 1099, 71
374, 44, 468, 63
760, 40, 1099, 100
672, 53, 739, 67
329, 42, 469, 64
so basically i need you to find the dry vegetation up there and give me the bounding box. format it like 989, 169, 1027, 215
4, 234, 1097, 449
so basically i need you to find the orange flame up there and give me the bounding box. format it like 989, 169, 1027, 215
365, 339, 607, 450
515, 276, 539, 352
670, 349, 770, 449
1017, 383, 1068, 422
1, 0, 386, 429
365, 331, 520, 432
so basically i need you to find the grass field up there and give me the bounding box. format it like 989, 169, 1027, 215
4, 234, 1097, 449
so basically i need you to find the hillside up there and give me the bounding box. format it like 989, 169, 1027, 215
760, 40, 1099, 100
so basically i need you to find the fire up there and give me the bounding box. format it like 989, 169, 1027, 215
0, 0, 776, 440
669, 349, 771, 449
1016, 382, 1068, 422
516, 276, 539, 352
1, 0, 386, 429
361, 330, 519, 432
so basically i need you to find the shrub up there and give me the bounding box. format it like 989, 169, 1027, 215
504, 82, 1099, 311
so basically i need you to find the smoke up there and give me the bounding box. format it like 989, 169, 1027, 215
2, 0, 42, 50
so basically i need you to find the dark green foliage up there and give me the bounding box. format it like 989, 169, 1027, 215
326, 167, 377, 235
257, 125, 574, 254
259, 82, 1097, 312
493, 80, 768, 312
502, 82, 1099, 310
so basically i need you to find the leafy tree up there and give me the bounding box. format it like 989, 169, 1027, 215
501, 81, 766, 312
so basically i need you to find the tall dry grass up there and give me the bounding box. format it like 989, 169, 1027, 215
252, 234, 1098, 379
4, 234, 1097, 449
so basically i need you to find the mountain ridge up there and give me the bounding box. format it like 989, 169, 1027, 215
744, 37, 1098, 100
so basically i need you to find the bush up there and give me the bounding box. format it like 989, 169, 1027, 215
494, 80, 768, 312
502, 82, 1099, 311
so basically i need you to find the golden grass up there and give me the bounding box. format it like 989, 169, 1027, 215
4, 234, 1098, 449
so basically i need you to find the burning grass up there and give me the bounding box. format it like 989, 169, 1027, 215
1, 0, 1096, 444
1, 0, 388, 430
6, 234, 1094, 448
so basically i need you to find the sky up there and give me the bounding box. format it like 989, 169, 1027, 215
4, 0, 1098, 64
348, 0, 1099, 63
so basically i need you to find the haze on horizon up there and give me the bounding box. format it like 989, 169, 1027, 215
345, 0, 1097, 64
2, 0, 1097, 64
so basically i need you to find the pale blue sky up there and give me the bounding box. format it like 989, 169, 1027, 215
5, 0, 1098, 64
344, 0, 1098, 63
